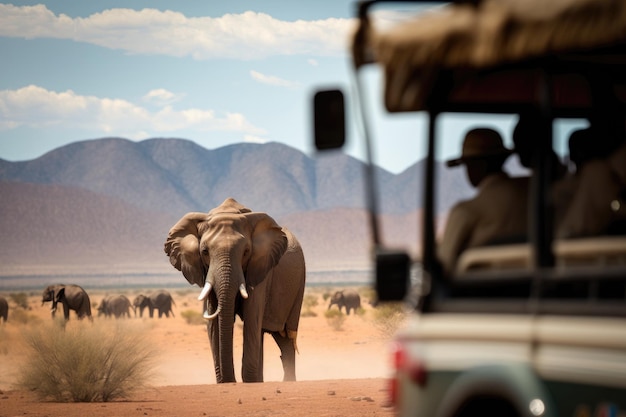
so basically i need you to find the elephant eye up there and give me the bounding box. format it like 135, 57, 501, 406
201, 247, 209, 255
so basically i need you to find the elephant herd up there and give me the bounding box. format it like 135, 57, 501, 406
38, 284, 176, 321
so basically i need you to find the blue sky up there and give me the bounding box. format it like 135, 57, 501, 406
0, 1, 581, 173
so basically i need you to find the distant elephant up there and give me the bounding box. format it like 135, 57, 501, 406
0, 296, 8, 323
98, 295, 132, 318
41, 284, 92, 320
164, 198, 306, 383
133, 291, 175, 318
328, 290, 361, 315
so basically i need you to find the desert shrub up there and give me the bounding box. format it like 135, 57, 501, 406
324, 308, 345, 331
300, 294, 318, 318
355, 306, 366, 317
181, 309, 205, 325
10, 292, 29, 309
303, 294, 318, 309
371, 302, 407, 338
19, 321, 159, 402
9, 308, 42, 325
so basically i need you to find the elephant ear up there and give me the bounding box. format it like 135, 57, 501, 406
164, 212, 209, 287
245, 212, 288, 287
55, 287, 65, 302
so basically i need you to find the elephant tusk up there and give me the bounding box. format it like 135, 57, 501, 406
198, 282, 212, 301
203, 305, 221, 320
239, 283, 249, 299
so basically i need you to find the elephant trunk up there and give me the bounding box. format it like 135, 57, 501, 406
201, 256, 247, 383
217, 290, 236, 383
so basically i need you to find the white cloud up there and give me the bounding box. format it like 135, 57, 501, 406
142, 89, 184, 106
0, 85, 266, 136
0, 4, 355, 60
244, 135, 268, 144
250, 70, 300, 88
308, 59, 319, 66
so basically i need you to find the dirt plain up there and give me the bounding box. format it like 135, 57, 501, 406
0, 287, 401, 417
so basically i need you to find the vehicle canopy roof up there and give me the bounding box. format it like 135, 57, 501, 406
353, 0, 626, 114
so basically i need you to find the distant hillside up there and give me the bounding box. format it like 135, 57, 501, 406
0, 138, 472, 279
0, 138, 472, 217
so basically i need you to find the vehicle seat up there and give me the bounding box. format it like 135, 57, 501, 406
456, 236, 626, 273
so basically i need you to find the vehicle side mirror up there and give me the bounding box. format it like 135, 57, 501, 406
375, 250, 410, 301
313, 89, 345, 150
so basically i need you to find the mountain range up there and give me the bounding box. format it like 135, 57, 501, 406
0, 138, 474, 284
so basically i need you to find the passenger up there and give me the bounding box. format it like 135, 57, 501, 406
567, 128, 595, 172
553, 128, 595, 222
438, 128, 529, 276
557, 139, 626, 238
512, 111, 567, 180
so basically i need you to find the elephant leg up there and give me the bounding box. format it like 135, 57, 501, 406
241, 329, 263, 382
63, 304, 71, 320
270, 331, 296, 381
258, 332, 265, 381
242, 314, 264, 382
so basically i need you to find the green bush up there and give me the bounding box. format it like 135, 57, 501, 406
324, 308, 346, 331
181, 309, 205, 325
19, 321, 159, 402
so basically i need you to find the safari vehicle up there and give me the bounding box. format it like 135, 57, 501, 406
314, 0, 626, 416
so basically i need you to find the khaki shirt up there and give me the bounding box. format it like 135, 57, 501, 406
557, 143, 626, 238
438, 173, 529, 275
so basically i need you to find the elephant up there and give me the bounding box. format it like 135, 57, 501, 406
41, 284, 92, 320
98, 295, 132, 318
164, 197, 306, 383
0, 296, 8, 323
328, 290, 361, 315
133, 291, 175, 318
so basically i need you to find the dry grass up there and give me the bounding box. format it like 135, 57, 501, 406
324, 308, 346, 331
370, 302, 408, 337
180, 309, 205, 325
18, 319, 160, 402
301, 294, 319, 317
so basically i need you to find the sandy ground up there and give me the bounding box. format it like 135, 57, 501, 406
0, 287, 401, 416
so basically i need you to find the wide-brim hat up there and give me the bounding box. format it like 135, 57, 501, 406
446, 128, 512, 167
